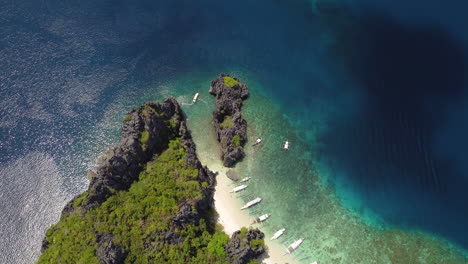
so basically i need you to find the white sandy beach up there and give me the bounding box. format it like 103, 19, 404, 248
185, 97, 301, 264
206, 161, 298, 264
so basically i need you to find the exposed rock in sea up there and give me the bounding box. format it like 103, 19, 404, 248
226, 169, 239, 181
225, 228, 266, 264
210, 73, 249, 167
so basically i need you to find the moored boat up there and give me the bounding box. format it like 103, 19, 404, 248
252, 138, 262, 146
286, 238, 304, 254
283, 140, 290, 150
229, 184, 248, 193
192, 93, 199, 103
271, 228, 286, 240
239, 177, 251, 183
240, 197, 262, 210
252, 213, 271, 224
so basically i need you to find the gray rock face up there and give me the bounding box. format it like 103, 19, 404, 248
61, 98, 183, 217
226, 170, 239, 181
210, 74, 249, 167
95, 233, 126, 264
225, 229, 266, 264
45, 97, 219, 259
42, 96, 264, 264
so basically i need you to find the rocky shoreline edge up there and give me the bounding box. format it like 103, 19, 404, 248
39, 97, 265, 264
210, 74, 249, 167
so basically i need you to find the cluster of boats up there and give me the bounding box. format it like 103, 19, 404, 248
194, 92, 312, 260
191, 93, 318, 263
227, 137, 316, 261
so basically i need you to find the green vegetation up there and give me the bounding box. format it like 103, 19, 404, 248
124, 114, 132, 122
139, 130, 150, 150
239, 226, 249, 247
207, 232, 230, 260
231, 135, 242, 147
249, 239, 265, 250
247, 260, 260, 264
38, 138, 233, 264
220, 116, 233, 129
164, 119, 177, 131
223, 76, 241, 88
142, 109, 150, 118
72, 193, 87, 208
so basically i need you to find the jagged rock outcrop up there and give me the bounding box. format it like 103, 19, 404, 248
41, 97, 264, 264
225, 229, 266, 264
210, 74, 249, 167
61, 98, 184, 217
95, 233, 126, 264
43, 97, 220, 254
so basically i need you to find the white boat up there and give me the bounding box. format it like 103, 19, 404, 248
252, 213, 271, 224
241, 197, 262, 210
239, 177, 251, 183
310, 262, 320, 264
283, 140, 290, 150
271, 228, 286, 240
286, 238, 304, 254
192, 93, 199, 103
229, 184, 248, 193
252, 138, 262, 146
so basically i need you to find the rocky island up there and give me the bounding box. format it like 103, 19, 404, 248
38, 98, 264, 264
210, 74, 249, 167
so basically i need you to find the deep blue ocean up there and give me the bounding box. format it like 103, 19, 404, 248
1, 0, 468, 262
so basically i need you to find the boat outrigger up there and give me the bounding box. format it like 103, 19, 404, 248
229, 184, 248, 193
271, 228, 286, 240
252, 213, 271, 224
283, 140, 290, 150
252, 138, 262, 146
239, 177, 251, 183
241, 197, 262, 210
192, 93, 199, 103
286, 238, 304, 254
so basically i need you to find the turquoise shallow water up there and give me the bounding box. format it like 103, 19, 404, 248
142, 71, 468, 263
1, 0, 468, 263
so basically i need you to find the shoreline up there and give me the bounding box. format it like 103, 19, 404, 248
184, 86, 301, 264
202, 159, 298, 264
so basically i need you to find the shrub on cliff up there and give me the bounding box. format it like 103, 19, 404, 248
39, 98, 264, 264
223, 76, 241, 87
39, 139, 227, 263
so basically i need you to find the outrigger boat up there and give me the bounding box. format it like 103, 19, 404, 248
192, 93, 199, 103
286, 238, 304, 254
252, 138, 262, 146
229, 184, 248, 193
239, 177, 251, 183
271, 228, 286, 240
252, 213, 271, 224
241, 197, 262, 210
283, 140, 290, 150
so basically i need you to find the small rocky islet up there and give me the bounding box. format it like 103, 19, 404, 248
38, 79, 265, 264
210, 74, 249, 167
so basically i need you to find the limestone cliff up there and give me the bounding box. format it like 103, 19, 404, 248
210, 74, 249, 167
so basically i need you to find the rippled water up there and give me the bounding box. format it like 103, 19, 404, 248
1, 0, 468, 263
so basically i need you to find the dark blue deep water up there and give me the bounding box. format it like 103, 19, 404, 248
1, 0, 468, 262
